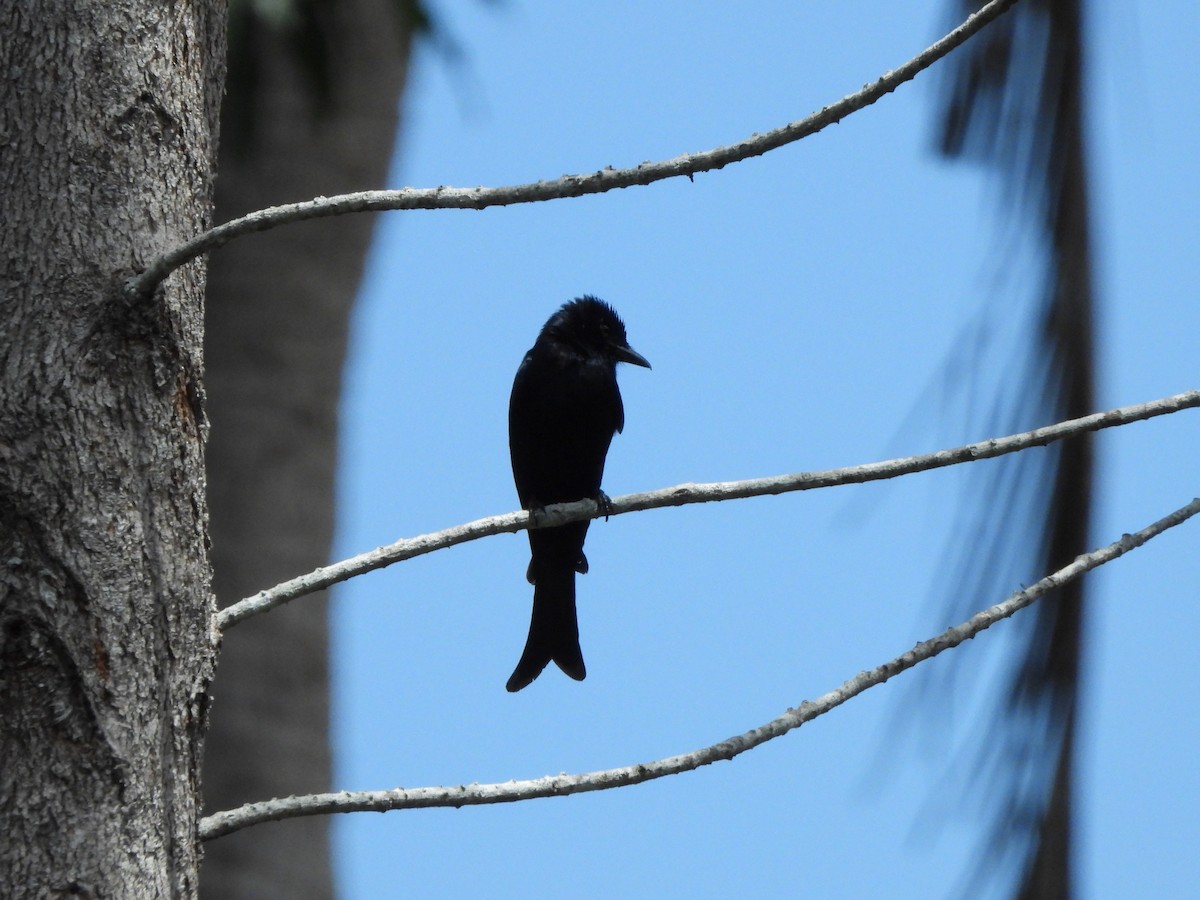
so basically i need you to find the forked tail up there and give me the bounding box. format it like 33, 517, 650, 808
506, 562, 585, 692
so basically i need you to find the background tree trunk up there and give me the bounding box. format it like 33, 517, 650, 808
0, 3, 226, 898
199, 1, 412, 897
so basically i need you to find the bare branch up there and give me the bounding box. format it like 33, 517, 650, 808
216, 390, 1198, 630
129, 0, 1021, 300
199, 494, 1200, 842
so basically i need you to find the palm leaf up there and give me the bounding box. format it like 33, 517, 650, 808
935, 1, 1094, 897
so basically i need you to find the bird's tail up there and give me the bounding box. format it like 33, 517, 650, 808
506, 563, 586, 692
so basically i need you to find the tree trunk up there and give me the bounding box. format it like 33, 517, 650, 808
199, 1, 412, 897
0, 3, 226, 898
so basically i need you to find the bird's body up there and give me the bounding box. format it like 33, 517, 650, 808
506, 297, 650, 692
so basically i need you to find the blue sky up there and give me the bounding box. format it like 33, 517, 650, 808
329, 2, 1199, 896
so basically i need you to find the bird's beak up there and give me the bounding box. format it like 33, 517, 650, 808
613, 343, 651, 369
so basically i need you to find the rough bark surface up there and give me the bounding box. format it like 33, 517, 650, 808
199, 1, 411, 897
0, 2, 226, 898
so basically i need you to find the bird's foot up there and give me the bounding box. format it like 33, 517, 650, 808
594, 490, 613, 521
527, 502, 549, 527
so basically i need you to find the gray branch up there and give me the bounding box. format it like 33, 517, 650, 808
217, 389, 1200, 631
129, 0, 1020, 300
199, 494, 1200, 842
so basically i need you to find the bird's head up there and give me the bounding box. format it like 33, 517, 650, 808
547, 295, 652, 369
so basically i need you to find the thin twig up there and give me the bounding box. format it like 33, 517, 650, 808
217, 389, 1199, 630
129, 0, 1021, 299
199, 494, 1200, 841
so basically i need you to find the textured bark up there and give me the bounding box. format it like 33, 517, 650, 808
199, 1, 412, 897
0, 2, 225, 898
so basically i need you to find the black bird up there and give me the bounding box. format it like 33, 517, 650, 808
506, 296, 650, 692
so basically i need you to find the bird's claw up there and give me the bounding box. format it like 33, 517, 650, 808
595, 490, 613, 521
527, 502, 548, 527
